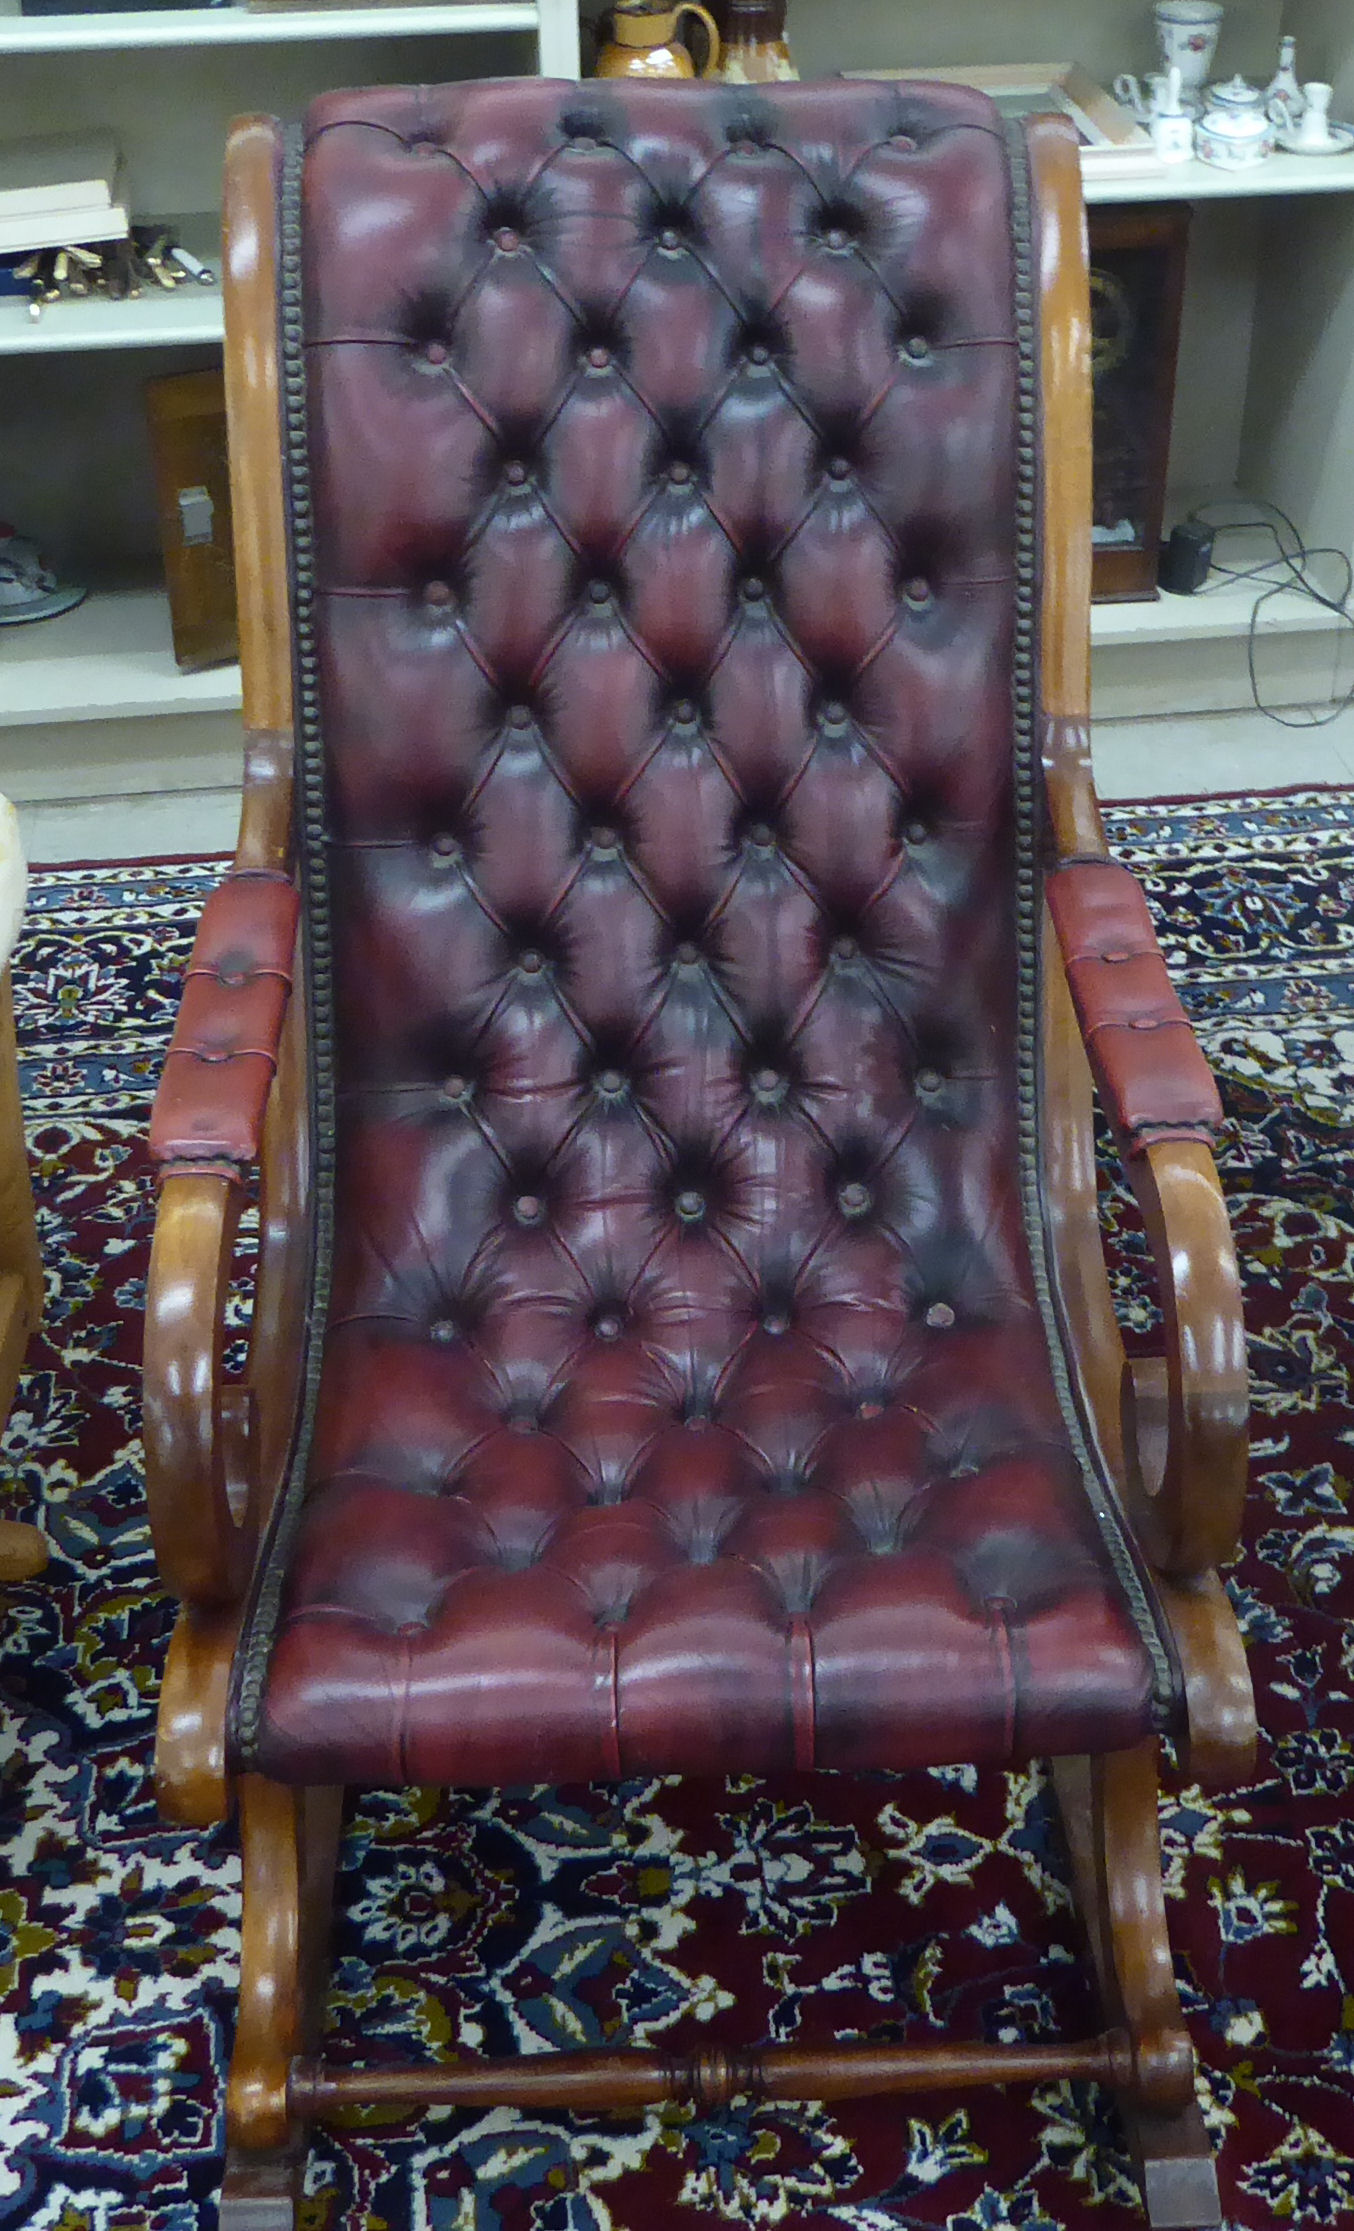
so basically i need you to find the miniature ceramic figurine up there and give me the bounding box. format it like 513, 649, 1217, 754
594, 0, 721, 78
1153, 0, 1224, 93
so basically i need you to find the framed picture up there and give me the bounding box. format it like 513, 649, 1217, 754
1086, 204, 1191, 603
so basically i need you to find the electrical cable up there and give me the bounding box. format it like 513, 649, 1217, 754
1183, 496, 1354, 729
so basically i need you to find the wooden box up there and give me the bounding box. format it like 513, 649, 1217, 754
144, 366, 238, 673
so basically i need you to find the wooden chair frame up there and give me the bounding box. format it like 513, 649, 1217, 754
144, 114, 1254, 2230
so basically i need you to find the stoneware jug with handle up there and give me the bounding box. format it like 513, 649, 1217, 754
595, 0, 721, 78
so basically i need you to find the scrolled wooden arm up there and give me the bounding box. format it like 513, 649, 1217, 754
1119, 1141, 1247, 1579
144, 724, 303, 1609
144, 1170, 256, 1605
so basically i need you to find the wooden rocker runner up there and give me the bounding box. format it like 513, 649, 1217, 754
143, 78, 1254, 2228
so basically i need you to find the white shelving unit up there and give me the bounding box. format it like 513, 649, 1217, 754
0, 2, 540, 49
2, 0, 1353, 847
0, 0, 578, 824
1, 586, 241, 726
1081, 147, 1354, 202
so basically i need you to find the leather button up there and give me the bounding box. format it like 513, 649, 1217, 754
1130, 1017, 1160, 1031
503, 460, 528, 487
519, 949, 545, 975
595, 1067, 626, 1098
423, 580, 454, 609
891, 132, 917, 151
422, 339, 448, 366
751, 1065, 783, 1101
856, 1395, 884, 1420
762, 1309, 790, 1336
569, 133, 598, 151
674, 939, 701, 966
506, 1409, 538, 1435
410, 139, 439, 158
903, 577, 934, 609
429, 833, 461, 866
824, 227, 849, 251
741, 576, 766, 604
916, 1068, 942, 1095
900, 334, 931, 363
586, 344, 612, 370
747, 821, 775, 850
508, 705, 533, 730
441, 1074, 471, 1105
832, 933, 859, 960
429, 1317, 457, 1344
667, 460, 693, 485
904, 819, 929, 845
672, 698, 697, 725
218, 967, 249, 990
838, 1180, 871, 1219
658, 226, 682, 251
821, 700, 847, 729
587, 580, 612, 606
925, 1301, 956, 1330
594, 1311, 624, 1341
827, 457, 852, 484
513, 1193, 546, 1227
746, 341, 771, 366
493, 226, 521, 252
731, 136, 759, 157
590, 823, 621, 856
675, 1187, 706, 1224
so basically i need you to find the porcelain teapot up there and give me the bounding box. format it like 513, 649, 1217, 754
1196, 74, 1280, 166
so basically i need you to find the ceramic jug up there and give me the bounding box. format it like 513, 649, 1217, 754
595, 0, 721, 78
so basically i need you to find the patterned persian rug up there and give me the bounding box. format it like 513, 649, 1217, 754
1, 788, 1352, 2231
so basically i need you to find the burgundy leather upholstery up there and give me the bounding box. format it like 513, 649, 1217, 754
1047, 859, 1223, 1154
243, 79, 1173, 1787
150, 870, 299, 1170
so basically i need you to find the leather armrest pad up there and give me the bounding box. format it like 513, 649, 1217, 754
149, 870, 300, 1169
1047, 858, 1223, 1155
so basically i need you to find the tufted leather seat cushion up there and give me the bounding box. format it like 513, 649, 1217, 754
242, 78, 1171, 1787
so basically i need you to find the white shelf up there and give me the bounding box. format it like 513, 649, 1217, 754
0, 587, 241, 726
1091, 580, 1343, 645
1083, 149, 1354, 203
0, 2, 536, 51
0, 220, 222, 355
2, 576, 1341, 734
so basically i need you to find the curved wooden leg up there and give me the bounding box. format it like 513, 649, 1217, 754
1052, 1745, 1220, 2230
223, 1776, 343, 2231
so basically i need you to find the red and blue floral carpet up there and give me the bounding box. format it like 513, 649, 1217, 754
0, 788, 1351, 2230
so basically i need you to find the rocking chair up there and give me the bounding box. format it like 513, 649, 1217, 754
144, 79, 1254, 2228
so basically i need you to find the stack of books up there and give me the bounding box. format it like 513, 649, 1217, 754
0, 133, 128, 257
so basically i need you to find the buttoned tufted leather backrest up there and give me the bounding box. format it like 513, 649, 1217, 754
304, 71, 1024, 1299
249, 79, 1168, 1786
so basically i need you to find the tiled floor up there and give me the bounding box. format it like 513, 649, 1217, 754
1092, 706, 1354, 802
